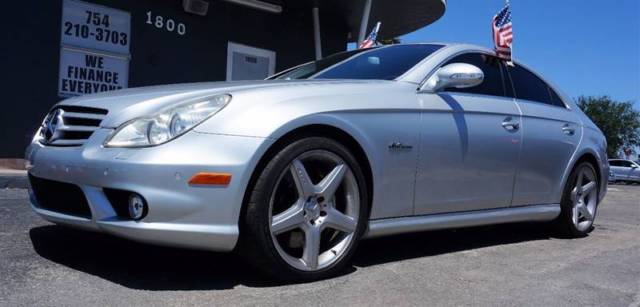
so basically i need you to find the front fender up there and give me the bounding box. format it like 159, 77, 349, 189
194, 82, 422, 219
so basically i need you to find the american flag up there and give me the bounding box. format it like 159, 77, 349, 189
492, 3, 513, 61
358, 22, 381, 49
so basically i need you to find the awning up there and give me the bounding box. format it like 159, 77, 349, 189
222, 0, 446, 42
327, 0, 447, 42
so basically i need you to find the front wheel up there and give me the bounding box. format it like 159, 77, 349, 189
556, 162, 599, 237
240, 137, 368, 281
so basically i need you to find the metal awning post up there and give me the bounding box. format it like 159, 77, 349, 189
312, 6, 322, 60
357, 0, 373, 45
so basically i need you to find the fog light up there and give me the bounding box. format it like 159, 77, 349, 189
128, 194, 147, 220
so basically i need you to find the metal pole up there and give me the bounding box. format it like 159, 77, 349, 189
357, 0, 372, 45
312, 6, 322, 60
507, 0, 513, 65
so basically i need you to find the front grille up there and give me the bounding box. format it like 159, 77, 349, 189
28, 174, 92, 219
42, 106, 108, 146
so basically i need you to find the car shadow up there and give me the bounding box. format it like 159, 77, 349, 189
352, 222, 556, 267
29, 225, 282, 290
29, 222, 557, 290
437, 93, 469, 159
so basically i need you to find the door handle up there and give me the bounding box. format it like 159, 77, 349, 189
502, 117, 520, 131
562, 124, 575, 135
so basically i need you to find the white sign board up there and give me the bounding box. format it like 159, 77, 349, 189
58, 48, 129, 97
61, 0, 131, 55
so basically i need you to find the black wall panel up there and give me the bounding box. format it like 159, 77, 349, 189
0, 0, 347, 157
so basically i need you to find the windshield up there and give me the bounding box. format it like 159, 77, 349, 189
269, 44, 444, 81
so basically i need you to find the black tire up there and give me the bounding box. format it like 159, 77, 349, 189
239, 136, 369, 282
555, 162, 599, 237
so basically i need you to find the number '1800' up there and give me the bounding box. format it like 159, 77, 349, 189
146, 11, 186, 36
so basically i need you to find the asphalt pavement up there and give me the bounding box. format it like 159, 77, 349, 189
1, 185, 639, 306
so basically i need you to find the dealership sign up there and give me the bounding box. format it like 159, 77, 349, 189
61, 0, 131, 54
58, 0, 131, 97
58, 48, 129, 96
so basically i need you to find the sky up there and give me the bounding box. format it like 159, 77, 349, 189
386, 0, 640, 105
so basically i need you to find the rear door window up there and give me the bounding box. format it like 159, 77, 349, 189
506, 64, 566, 107
548, 87, 566, 107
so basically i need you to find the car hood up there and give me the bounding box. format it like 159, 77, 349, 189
57, 79, 390, 128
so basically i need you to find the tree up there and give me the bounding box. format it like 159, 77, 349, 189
577, 96, 640, 157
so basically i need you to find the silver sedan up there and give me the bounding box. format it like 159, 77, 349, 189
609, 159, 640, 183
26, 43, 609, 281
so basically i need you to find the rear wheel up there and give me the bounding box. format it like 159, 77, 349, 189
556, 162, 599, 236
240, 137, 368, 281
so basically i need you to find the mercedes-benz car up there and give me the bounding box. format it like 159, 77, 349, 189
608, 159, 640, 183
26, 43, 608, 281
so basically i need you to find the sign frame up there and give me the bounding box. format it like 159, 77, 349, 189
61, 0, 132, 55
58, 46, 130, 98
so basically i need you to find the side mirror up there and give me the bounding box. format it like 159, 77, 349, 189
631, 164, 639, 169
422, 63, 484, 92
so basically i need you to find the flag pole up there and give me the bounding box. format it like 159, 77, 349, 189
373, 21, 382, 46
507, 0, 514, 66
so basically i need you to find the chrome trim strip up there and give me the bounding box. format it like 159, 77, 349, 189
50, 139, 86, 146
62, 112, 106, 120
57, 125, 98, 132
364, 204, 560, 239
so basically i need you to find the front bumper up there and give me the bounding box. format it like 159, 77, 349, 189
25, 129, 271, 251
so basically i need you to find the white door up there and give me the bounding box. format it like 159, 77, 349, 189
226, 42, 275, 81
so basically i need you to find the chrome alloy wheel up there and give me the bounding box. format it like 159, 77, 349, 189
268, 150, 360, 271
570, 166, 598, 232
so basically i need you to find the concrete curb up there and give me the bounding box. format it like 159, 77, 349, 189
0, 170, 29, 189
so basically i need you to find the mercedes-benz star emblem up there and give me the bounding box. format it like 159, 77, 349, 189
44, 109, 65, 144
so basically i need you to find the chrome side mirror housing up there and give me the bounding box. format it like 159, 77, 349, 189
421, 63, 484, 93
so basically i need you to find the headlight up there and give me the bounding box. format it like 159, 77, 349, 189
105, 94, 231, 147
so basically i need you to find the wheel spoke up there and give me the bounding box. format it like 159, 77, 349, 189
302, 227, 321, 269
323, 207, 356, 233
571, 187, 578, 202
316, 164, 346, 199
578, 204, 593, 221
582, 181, 596, 194
575, 171, 584, 194
271, 201, 305, 235
290, 159, 315, 198
572, 204, 579, 225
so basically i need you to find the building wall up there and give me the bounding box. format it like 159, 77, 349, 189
0, 0, 347, 158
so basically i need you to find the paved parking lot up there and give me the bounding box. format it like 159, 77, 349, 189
1, 185, 639, 306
